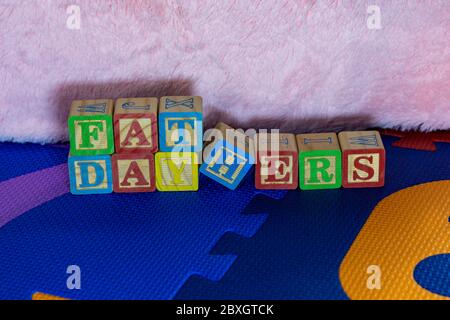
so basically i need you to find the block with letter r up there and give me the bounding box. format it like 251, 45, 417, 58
114, 98, 158, 154
68, 155, 113, 195
68, 99, 114, 156
158, 96, 203, 152
338, 131, 385, 188
200, 122, 255, 190
296, 132, 342, 190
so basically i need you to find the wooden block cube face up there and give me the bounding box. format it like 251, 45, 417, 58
296, 133, 342, 190
159, 96, 203, 152
68, 100, 115, 156
112, 154, 156, 193
155, 152, 198, 191
68, 155, 113, 195
114, 98, 158, 153
338, 131, 385, 188
255, 133, 298, 190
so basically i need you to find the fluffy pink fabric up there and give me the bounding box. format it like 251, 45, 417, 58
0, 0, 449, 143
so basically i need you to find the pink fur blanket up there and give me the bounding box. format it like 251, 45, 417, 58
0, 0, 449, 143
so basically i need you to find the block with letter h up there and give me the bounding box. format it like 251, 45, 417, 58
200, 123, 255, 190
114, 98, 158, 154
296, 133, 342, 190
68, 99, 115, 156
338, 131, 385, 188
255, 133, 298, 190
159, 96, 203, 152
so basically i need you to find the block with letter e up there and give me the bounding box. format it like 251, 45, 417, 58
112, 153, 155, 193
159, 96, 203, 152
338, 131, 385, 188
155, 152, 198, 192
114, 98, 158, 154
296, 132, 342, 190
255, 133, 298, 190
200, 122, 255, 190
68, 155, 113, 195
68, 99, 114, 156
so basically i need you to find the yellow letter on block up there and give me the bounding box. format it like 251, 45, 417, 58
155, 152, 198, 191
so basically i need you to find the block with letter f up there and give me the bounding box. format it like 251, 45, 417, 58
338, 131, 385, 188
68, 99, 115, 156
159, 96, 203, 152
296, 132, 342, 190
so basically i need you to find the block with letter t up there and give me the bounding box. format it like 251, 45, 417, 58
255, 133, 298, 190
68, 154, 113, 195
296, 132, 342, 190
338, 131, 385, 188
114, 98, 158, 154
159, 96, 203, 152
200, 122, 255, 190
68, 99, 115, 156
112, 153, 156, 193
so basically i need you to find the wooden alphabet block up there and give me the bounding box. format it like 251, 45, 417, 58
338, 131, 385, 188
112, 153, 156, 193
114, 98, 158, 154
255, 133, 298, 190
159, 96, 203, 152
200, 122, 255, 190
296, 132, 342, 190
68, 154, 113, 195
155, 152, 198, 191
68, 99, 115, 156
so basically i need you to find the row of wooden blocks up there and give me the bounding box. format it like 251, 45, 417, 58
67, 97, 385, 194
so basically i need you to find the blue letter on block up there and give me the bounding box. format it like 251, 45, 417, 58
68, 155, 113, 195
159, 112, 203, 152
200, 139, 254, 190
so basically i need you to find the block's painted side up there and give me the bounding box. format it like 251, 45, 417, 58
68, 155, 113, 195
112, 153, 156, 193
155, 152, 199, 192
342, 148, 385, 188
68, 115, 114, 156
299, 149, 342, 190
158, 112, 203, 152
200, 139, 254, 190
255, 151, 298, 190
114, 113, 158, 154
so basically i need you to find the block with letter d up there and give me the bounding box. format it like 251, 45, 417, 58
114, 98, 158, 154
159, 96, 203, 152
296, 132, 342, 190
68, 99, 115, 156
68, 155, 113, 195
338, 131, 385, 188
112, 154, 156, 193
200, 122, 255, 190
155, 152, 198, 191
255, 133, 298, 190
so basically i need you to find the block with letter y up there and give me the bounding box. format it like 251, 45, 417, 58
159, 96, 203, 152
114, 98, 158, 153
200, 122, 255, 190
338, 131, 385, 188
68, 155, 113, 195
155, 152, 199, 191
68, 99, 115, 156
296, 132, 342, 190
